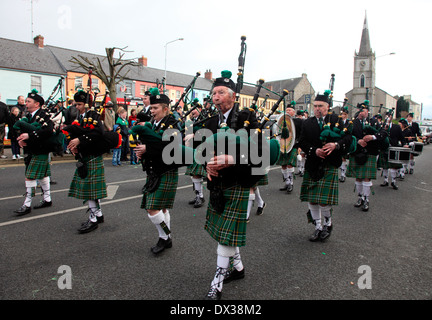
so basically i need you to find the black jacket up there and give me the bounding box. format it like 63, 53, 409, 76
0, 101, 8, 124
202, 106, 264, 189
299, 113, 353, 180
351, 118, 388, 155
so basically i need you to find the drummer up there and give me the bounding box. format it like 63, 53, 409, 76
378, 112, 409, 190
398, 118, 414, 179
406, 113, 423, 174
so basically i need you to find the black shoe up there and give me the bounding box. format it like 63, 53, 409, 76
362, 200, 369, 212
14, 205, 31, 216
391, 182, 398, 190
299, 171, 304, 177
188, 196, 197, 205
205, 287, 222, 300
409, 169, 414, 174
256, 202, 266, 215
286, 184, 293, 193
279, 184, 288, 191
339, 176, 346, 182
151, 237, 172, 254
380, 181, 389, 187
320, 225, 333, 241
81, 215, 104, 226
78, 219, 98, 234
193, 197, 205, 208
50, 180, 57, 185
354, 197, 364, 207
224, 268, 245, 284
33, 200, 52, 209
309, 229, 322, 242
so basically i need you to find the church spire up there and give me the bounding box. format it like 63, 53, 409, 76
358, 12, 372, 56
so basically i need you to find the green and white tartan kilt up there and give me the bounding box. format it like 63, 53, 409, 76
68, 155, 107, 200
185, 161, 206, 177
347, 154, 377, 179
25, 154, 51, 180
300, 166, 339, 205
205, 184, 249, 247
377, 151, 403, 169
276, 147, 297, 167
141, 168, 179, 210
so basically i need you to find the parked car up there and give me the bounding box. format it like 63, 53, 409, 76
420, 125, 432, 144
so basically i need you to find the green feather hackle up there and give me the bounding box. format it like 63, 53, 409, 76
149, 87, 160, 96
221, 70, 232, 79
324, 90, 331, 96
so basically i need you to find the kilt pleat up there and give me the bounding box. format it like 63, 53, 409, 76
205, 185, 249, 247
276, 147, 297, 167
185, 161, 206, 177
141, 169, 178, 210
347, 154, 377, 179
25, 154, 51, 180
68, 155, 107, 200
300, 166, 339, 205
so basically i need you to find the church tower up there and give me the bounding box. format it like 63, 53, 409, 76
346, 13, 376, 115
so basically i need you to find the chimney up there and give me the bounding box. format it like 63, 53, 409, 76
138, 56, 147, 67
34, 35, 44, 48
204, 69, 212, 80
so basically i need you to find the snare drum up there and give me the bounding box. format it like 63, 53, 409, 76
411, 142, 424, 156
388, 146, 411, 164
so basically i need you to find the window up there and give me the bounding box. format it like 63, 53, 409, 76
31, 75, 42, 93
75, 76, 83, 90
360, 74, 365, 88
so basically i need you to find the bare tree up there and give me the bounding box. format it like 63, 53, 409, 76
70, 47, 139, 111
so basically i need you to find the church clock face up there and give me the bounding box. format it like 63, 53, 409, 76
358, 59, 369, 69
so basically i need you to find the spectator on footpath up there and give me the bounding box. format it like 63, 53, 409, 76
128, 108, 137, 127
102, 101, 116, 132
0, 92, 9, 159
129, 120, 138, 165
7, 106, 23, 160
116, 108, 129, 162
112, 124, 122, 166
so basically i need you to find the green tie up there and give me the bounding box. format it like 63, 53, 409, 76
318, 117, 323, 129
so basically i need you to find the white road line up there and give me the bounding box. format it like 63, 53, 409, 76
106, 185, 119, 200
0, 185, 192, 228
0, 167, 278, 228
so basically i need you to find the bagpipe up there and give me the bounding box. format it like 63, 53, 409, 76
13, 89, 65, 155
61, 67, 122, 158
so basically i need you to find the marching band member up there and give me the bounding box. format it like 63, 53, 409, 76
276, 102, 302, 194
184, 100, 206, 208
378, 111, 407, 190
135, 89, 180, 255
66, 90, 114, 234
347, 100, 387, 212
298, 90, 353, 242
338, 106, 350, 182
14, 90, 54, 215
398, 118, 414, 179
201, 71, 267, 300
406, 113, 422, 174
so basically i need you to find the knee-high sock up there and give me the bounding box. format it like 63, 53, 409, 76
192, 177, 203, 198
255, 187, 264, 208
164, 209, 171, 231
382, 169, 389, 182
281, 168, 289, 181
362, 181, 372, 199
148, 210, 170, 240
88, 200, 102, 222
390, 169, 398, 183
355, 181, 364, 198
24, 180, 37, 207
39, 176, 51, 202
308, 203, 321, 230
286, 167, 294, 185
320, 205, 332, 227
247, 193, 255, 219
232, 247, 244, 271
211, 244, 236, 291
340, 161, 347, 177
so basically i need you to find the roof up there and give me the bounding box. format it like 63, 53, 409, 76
263, 77, 303, 93
0, 38, 65, 75
0, 37, 213, 91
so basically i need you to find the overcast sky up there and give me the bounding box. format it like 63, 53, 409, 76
1, 0, 431, 118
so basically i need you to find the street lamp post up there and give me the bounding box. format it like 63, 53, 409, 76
164, 37, 184, 94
